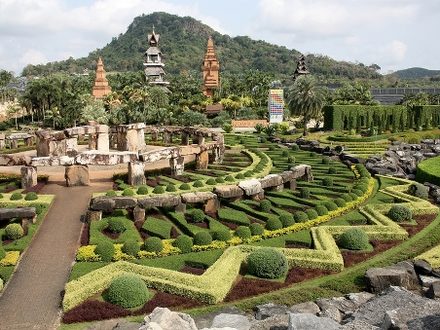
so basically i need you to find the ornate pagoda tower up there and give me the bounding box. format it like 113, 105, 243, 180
292, 54, 310, 81
202, 36, 220, 97
92, 57, 111, 99
144, 28, 169, 86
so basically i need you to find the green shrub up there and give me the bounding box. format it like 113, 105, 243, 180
349, 192, 359, 200
106, 274, 151, 308
352, 189, 364, 197
260, 136, 267, 143
287, 156, 295, 164
194, 232, 213, 245
222, 123, 233, 133
244, 171, 253, 177
31, 203, 44, 215
235, 173, 245, 180
388, 205, 412, 222
322, 157, 330, 165
247, 248, 288, 279
153, 186, 165, 194
315, 205, 328, 216
122, 188, 135, 197
107, 218, 125, 233
206, 178, 217, 185
235, 226, 252, 239
0, 244, 6, 260
190, 209, 205, 223
408, 183, 429, 200
266, 218, 283, 230
24, 192, 38, 201
306, 208, 318, 220
291, 144, 299, 151
281, 150, 289, 157
338, 228, 371, 250
193, 180, 204, 187
334, 198, 346, 207
179, 183, 191, 190
269, 145, 276, 151
136, 186, 149, 195
249, 223, 264, 235
279, 214, 295, 227
322, 201, 338, 211
259, 200, 272, 212
173, 235, 193, 253
10, 192, 22, 200
215, 177, 225, 183
300, 188, 310, 199
122, 239, 140, 256
322, 177, 333, 187
294, 211, 309, 223
0, 193, 3, 199
341, 193, 353, 202
164, 184, 176, 192
225, 175, 235, 182
95, 240, 114, 262
328, 167, 337, 174
5, 223, 24, 240
213, 229, 232, 241
143, 237, 163, 253
106, 190, 117, 197
355, 184, 368, 193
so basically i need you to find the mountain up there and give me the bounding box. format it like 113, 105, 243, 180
22, 12, 381, 81
393, 67, 440, 79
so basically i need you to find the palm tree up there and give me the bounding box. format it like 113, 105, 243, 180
287, 75, 325, 136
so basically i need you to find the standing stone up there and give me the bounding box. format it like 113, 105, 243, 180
65, 165, 90, 186
85, 210, 102, 222
133, 206, 146, 222
204, 197, 220, 214
21, 166, 38, 189
170, 156, 185, 176
163, 132, 172, 144
96, 133, 109, 152
196, 150, 209, 170
137, 128, 146, 151
88, 134, 97, 150
128, 161, 146, 186
126, 129, 139, 152
0, 133, 5, 149
181, 132, 190, 145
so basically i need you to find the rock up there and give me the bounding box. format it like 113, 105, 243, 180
140, 307, 197, 330
181, 192, 217, 204
0, 207, 36, 221
259, 174, 283, 189
238, 179, 263, 197
20, 166, 38, 189
90, 197, 116, 212
365, 262, 419, 293
289, 301, 320, 315
287, 313, 341, 330
133, 206, 145, 222
249, 314, 289, 330
316, 298, 343, 323
382, 303, 440, 330
138, 195, 181, 209
426, 281, 440, 299
65, 165, 90, 186
290, 164, 313, 181
254, 303, 289, 320
211, 313, 251, 330
414, 259, 433, 275
112, 197, 137, 209
279, 171, 295, 183
419, 275, 440, 288
214, 185, 244, 199
193, 306, 246, 330
127, 161, 146, 186
344, 292, 374, 307
340, 320, 379, 330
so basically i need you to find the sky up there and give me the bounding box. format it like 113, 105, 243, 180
0, 0, 438, 76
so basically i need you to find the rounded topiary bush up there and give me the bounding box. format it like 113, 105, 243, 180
279, 214, 295, 227
266, 218, 283, 231
143, 237, 163, 253
341, 193, 353, 202
249, 223, 264, 235
179, 183, 191, 190
306, 208, 318, 220
136, 186, 149, 195
0, 244, 6, 260
293, 211, 308, 223
244, 171, 253, 177
300, 188, 310, 199
315, 204, 328, 216
95, 240, 114, 262
5, 223, 24, 240
106, 274, 151, 308
349, 192, 359, 200
322, 177, 333, 187
193, 231, 213, 246
259, 200, 272, 212
323, 201, 338, 211
215, 177, 225, 183
247, 248, 288, 279
338, 228, 371, 250
193, 180, 204, 188
352, 189, 364, 197
281, 150, 289, 157
235, 173, 245, 180
191, 209, 205, 223
287, 156, 295, 164
291, 144, 299, 151
106, 190, 117, 197
122, 188, 134, 197
225, 175, 235, 182
408, 183, 429, 200
334, 198, 346, 207
235, 226, 252, 239
153, 185, 165, 194
107, 218, 125, 233
355, 184, 368, 193
328, 167, 337, 174
321, 157, 330, 165
388, 205, 412, 222
24, 192, 38, 201
10, 192, 22, 201
122, 239, 140, 256
206, 178, 217, 185
166, 184, 176, 192
213, 229, 232, 241
173, 235, 193, 253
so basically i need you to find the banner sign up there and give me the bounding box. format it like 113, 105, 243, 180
268, 89, 284, 124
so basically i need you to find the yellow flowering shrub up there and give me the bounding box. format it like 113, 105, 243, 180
76, 245, 100, 262
0, 251, 20, 266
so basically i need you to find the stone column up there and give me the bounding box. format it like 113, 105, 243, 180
126, 129, 139, 152
133, 206, 146, 222
65, 165, 90, 187
210, 147, 223, 164
181, 132, 190, 145
151, 130, 158, 141
96, 125, 109, 152
36, 136, 50, 157
10, 139, 18, 149
128, 161, 146, 186
21, 166, 38, 189
204, 197, 220, 214
170, 156, 185, 176
163, 132, 172, 144
0, 133, 5, 149
195, 150, 209, 170
88, 134, 97, 150
286, 179, 297, 191
25, 136, 33, 147
197, 136, 206, 145
137, 128, 146, 150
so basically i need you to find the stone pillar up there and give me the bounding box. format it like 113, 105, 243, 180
24, 136, 33, 147
133, 205, 146, 222
170, 156, 185, 176
96, 125, 109, 152
88, 134, 97, 150
10, 139, 18, 149
21, 166, 38, 189
126, 129, 139, 152
163, 132, 172, 144
175, 203, 187, 213
128, 161, 146, 186
0, 133, 5, 149
204, 197, 220, 214
36, 136, 50, 157
181, 132, 190, 145
151, 130, 158, 141
65, 165, 90, 187
197, 136, 206, 145
137, 128, 146, 150
287, 179, 297, 191
65, 137, 79, 156
195, 150, 209, 170
210, 147, 223, 164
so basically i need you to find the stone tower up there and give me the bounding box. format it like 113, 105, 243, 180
144, 28, 169, 86
202, 36, 220, 97
92, 57, 112, 99
293, 54, 310, 81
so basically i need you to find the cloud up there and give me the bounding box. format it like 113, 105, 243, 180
19, 49, 48, 66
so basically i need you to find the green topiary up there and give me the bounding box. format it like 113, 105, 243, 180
408, 183, 429, 200
95, 240, 115, 262
166, 184, 177, 192
315, 204, 328, 216
143, 237, 163, 253
279, 214, 295, 227
388, 205, 412, 222
349, 192, 359, 200
153, 185, 165, 194
106, 190, 117, 197
10, 192, 22, 200
323, 200, 338, 211
235, 226, 252, 239
281, 150, 289, 157
300, 188, 310, 199
190, 209, 205, 223
247, 248, 288, 279
193, 231, 213, 245
173, 235, 193, 253
259, 200, 272, 212
265, 218, 283, 230
106, 274, 151, 308
291, 144, 299, 151
294, 211, 308, 223
328, 167, 337, 174
24, 192, 38, 201
0, 193, 3, 199
338, 228, 371, 250
287, 156, 295, 164
5, 223, 24, 240
354, 184, 368, 193
215, 177, 225, 183
0, 244, 6, 260
244, 171, 253, 177
30, 203, 44, 215
213, 229, 232, 241
179, 183, 191, 190
341, 193, 353, 202
225, 175, 235, 182
235, 173, 245, 179
122, 188, 134, 196
122, 239, 140, 256
334, 198, 346, 207
322, 177, 333, 187
352, 189, 364, 197
305, 208, 318, 220
206, 178, 217, 185
193, 180, 204, 187
107, 218, 125, 233
322, 157, 330, 165
249, 223, 264, 235
136, 186, 149, 195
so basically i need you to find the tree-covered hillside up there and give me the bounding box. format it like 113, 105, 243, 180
392, 67, 440, 79
22, 12, 380, 81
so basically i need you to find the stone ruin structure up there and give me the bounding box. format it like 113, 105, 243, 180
0, 132, 34, 150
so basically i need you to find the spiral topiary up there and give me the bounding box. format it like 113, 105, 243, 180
249, 223, 264, 235
5, 223, 24, 240
106, 274, 151, 308
143, 237, 163, 253
388, 205, 412, 222
337, 228, 371, 250
259, 200, 272, 212
136, 186, 149, 195
122, 239, 140, 256
265, 218, 283, 230
212, 229, 232, 241
247, 248, 288, 279
279, 214, 295, 227
235, 226, 251, 239
173, 235, 193, 253
190, 209, 205, 223
193, 232, 213, 245
24, 192, 38, 201
294, 211, 308, 223
95, 240, 115, 262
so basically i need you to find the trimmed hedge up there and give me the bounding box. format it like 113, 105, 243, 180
246, 248, 288, 279
24, 192, 38, 201
107, 218, 125, 233
213, 229, 232, 242
235, 226, 251, 239
122, 240, 140, 256
122, 188, 134, 197
191, 209, 205, 223
279, 214, 295, 227
137, 186, 149, 195
249, 223, 264, 235
294, 211, 308, 223
9, 192, 22, 201
106, 274, 151, 308
153, 186, 165, 194
259, 200, 272, 212
266, 218, 283, 230
416, 156, 440, 186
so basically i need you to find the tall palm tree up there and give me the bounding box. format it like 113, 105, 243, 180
287, 75, 325, 136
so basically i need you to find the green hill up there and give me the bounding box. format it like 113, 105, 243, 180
22, 12, 381, 81
393, 67, 440, 79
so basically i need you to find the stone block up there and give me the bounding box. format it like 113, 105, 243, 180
259, 174, 283, 189
170, 156, 185, 176
90, 197, 116, 212
204, 197, 219, 214
85, 210, 102, 222
138, 195, 181, 209
291, 164, 313, 181
214, 185, 244, 199
96, 133, 109, 152
113, 197, 138, 209
20, 166, 37, 189
181, 192, 217, 204
65, 165, 90, 187
238, 179, 263, 196
128, 161, 146, 186
211, 313, 251, 330
195, 150, 209, 170
365, 262, 420, 293
133, 206, 145, 222
0, 207, 36, 221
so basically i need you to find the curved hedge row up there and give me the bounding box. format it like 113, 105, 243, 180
416, 156, 440, 186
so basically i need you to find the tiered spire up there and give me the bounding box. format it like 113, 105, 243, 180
92, 57, 111, 99
202, 36, 220, 97
144, 28, 169, 86
293, 54, 310, 81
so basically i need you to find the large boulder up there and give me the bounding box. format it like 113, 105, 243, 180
254, 302, 289, 320
238, 179, 263, 196
288, 313, 341, 330
210, 313, 251, 330
65, 165, 90, 186
139, 307, 197, 330
89, 197, 116, 212
181, 192, 217, 204
0, 207, 36, 221
365, 261, 419, 293
138, 195, 181, 209
259, 174, 283, 189
289, 301, 320, 315
214, 185, 244, 199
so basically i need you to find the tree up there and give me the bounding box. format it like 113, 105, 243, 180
81, 97, 109, 124
287, 75, 325, 136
